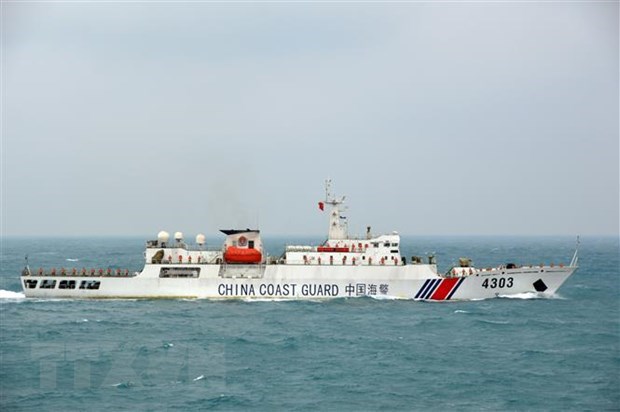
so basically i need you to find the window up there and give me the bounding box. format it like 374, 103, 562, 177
80, 281, 101, 290
59, 280, 76, 289
24, 279, 38, 289
391, 243, 399, 247
160, 267, 200, 278
40, 280, 56, 289
248, 240, 255, 249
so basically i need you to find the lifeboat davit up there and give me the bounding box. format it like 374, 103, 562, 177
224, 247, 262, 264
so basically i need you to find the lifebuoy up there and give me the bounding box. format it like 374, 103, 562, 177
238, 236, 248, 247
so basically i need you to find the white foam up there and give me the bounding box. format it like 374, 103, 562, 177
66, 258, 80, 262
0, 290, 26, 299
498, 292, 563, 300
193, 375, 205, 381
369, 294, 402, 301
454, 310, 469, 314
241, 297, 285, 302
111, 381, 134, 388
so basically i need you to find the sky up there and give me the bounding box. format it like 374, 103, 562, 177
1, 1, 618, 238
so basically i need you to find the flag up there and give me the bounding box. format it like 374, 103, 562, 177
318, 202, 324, 211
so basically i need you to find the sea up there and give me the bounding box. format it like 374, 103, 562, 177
1, 236, 618, 411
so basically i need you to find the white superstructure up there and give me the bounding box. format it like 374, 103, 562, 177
20, 181, 578, 300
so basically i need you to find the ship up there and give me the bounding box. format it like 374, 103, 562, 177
20, 181, 578, 300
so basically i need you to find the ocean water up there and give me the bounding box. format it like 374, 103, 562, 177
1, 236, 618, 411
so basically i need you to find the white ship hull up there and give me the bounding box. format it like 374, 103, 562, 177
21, 263, 576, 300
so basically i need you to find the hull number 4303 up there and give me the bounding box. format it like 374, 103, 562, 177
482, 277, 514, 289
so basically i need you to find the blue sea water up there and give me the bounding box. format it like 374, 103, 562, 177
1, 236, 618, 411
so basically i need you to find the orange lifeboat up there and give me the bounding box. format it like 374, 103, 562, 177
224, 247, 262, 264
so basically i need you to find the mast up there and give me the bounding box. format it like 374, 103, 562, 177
324, 179, 348, 240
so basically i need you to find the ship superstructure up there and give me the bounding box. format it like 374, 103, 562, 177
20, 181, 578, 300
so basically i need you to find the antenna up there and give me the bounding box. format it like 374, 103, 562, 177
325, 178, 332, 202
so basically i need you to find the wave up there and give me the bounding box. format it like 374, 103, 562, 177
370, 294, 405, 301
0, 289, 25, 299
66, 258, 80, 262
498, 292, 565, 300
475, 319, 511, 325
111, 381, 134, 389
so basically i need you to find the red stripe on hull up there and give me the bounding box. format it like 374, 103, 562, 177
430, 278, 459, 300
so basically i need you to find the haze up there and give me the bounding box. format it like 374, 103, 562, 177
1, 2, 618, 238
